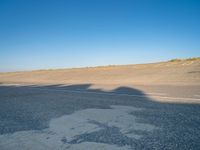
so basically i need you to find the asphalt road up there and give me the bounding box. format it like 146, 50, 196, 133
0, 84, 200, 150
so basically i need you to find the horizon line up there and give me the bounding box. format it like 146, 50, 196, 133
1, 57, 199, 73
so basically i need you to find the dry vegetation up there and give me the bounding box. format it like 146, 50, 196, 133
169, 57, 200, 62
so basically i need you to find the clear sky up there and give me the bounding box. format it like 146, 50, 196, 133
0, 0, 200, 71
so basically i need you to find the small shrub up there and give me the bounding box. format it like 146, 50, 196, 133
169, 59, 182, 62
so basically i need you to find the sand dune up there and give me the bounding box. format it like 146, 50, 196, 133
0, 59, 200, 85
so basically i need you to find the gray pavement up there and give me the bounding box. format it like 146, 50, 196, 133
0, 84, 200, 150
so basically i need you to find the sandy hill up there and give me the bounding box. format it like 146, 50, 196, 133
0, 58, 200, 86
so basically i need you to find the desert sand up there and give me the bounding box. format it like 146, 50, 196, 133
0, 58, 200, 86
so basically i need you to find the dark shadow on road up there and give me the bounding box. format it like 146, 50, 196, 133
0, 84, 200, 149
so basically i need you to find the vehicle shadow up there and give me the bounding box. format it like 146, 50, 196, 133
0, 83, 200, 149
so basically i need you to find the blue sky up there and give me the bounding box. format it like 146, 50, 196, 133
0, 0, 200, 71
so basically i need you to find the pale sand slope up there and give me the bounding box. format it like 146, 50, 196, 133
0, 59, 200, 86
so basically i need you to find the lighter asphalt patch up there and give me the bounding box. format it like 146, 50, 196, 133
0, 105, 157, 150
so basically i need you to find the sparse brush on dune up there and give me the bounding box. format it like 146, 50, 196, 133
169, 57, 200, 62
